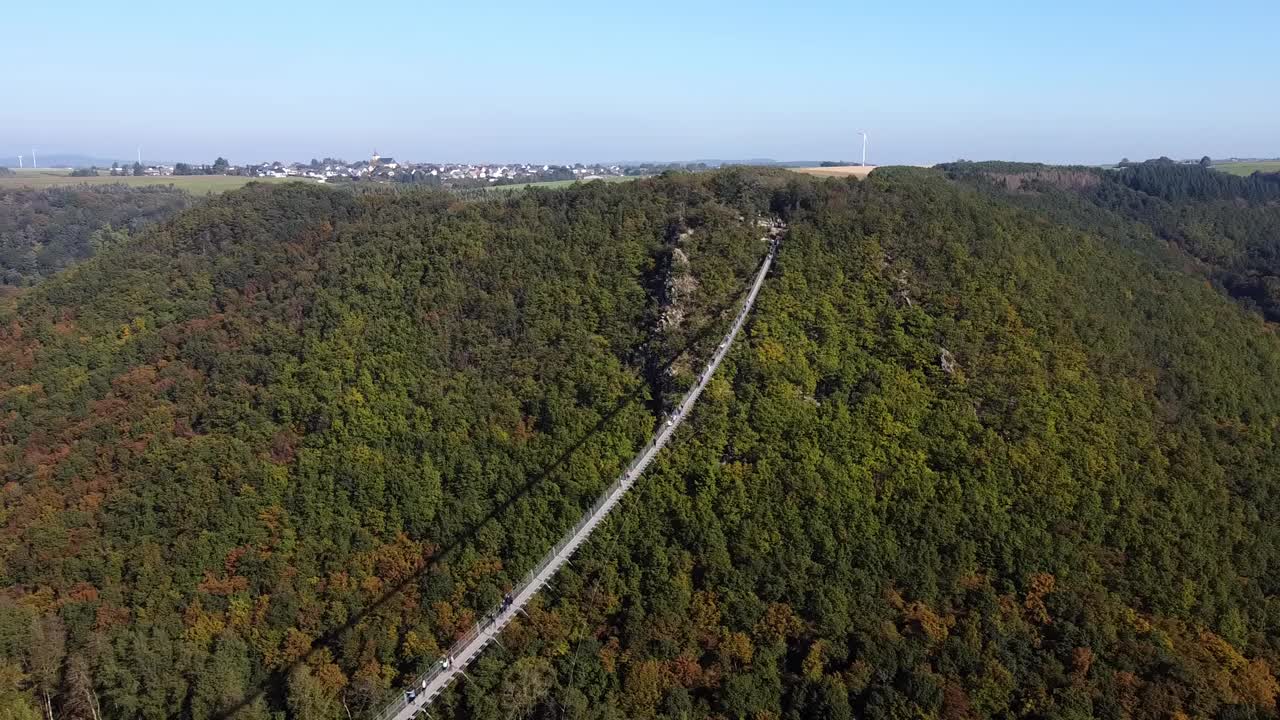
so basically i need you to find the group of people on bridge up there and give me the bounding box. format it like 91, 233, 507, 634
403, 593, 515, 704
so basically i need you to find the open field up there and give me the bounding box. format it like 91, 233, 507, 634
1212, 161, 1280, 177
789, 165, 876, 179
0, 168, 307, 193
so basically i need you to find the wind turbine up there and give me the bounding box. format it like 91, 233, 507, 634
31, 148, 37, 169
859, 131, 868, 167
17, 155, 22, 169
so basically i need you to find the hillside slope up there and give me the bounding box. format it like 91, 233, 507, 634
0, 185, 191, 287
3, 169, 1280, 720
939, 160, 1280, 322
512, 168, 1280, 720
0, 175, 775, 719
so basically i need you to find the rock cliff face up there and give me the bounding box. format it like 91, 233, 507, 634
650, 217, 786, 389
658, 243, 697, 332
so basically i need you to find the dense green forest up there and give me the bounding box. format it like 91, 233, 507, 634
2, 168, 1280, 720
0, 185, 191, 286
939, 159, 1280, 322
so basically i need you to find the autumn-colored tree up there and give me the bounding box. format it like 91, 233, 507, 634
287, 665, 342, 720
498, 657, 554, 720
0, 662, 41, 720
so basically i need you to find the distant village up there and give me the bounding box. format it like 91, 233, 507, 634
107, 152, 699, 187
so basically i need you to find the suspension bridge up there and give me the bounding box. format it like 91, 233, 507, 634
376, 233, 779, 720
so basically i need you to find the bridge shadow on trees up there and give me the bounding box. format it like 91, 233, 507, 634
212, 287, 756, 719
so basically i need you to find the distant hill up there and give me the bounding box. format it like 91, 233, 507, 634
613, 158, 783, 168
0, 153, 129, 169
692, 157, 779, 166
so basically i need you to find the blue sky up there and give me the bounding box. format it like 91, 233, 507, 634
3, 0, 1277, 165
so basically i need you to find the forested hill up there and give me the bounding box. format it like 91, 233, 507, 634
0, 174, 777, 719
939, 160, 1280, 322
3, 168, 1280, 720
0, 185, 192, 287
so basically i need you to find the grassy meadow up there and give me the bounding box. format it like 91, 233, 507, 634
0, 168, 308, 193
1212, 161, 1280, 176
789, 165, 876, 179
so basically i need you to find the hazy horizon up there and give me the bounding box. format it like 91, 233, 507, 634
4, 0, 1277, 167
3, 150, 1278, 171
